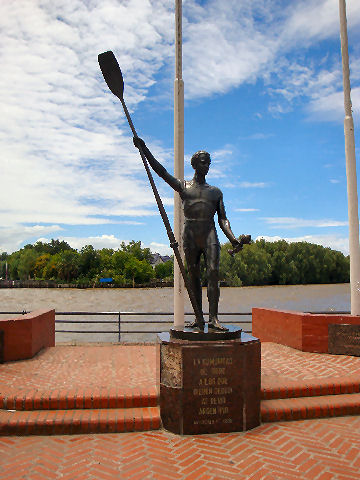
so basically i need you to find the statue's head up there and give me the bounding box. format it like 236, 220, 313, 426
191, 151, 211, 174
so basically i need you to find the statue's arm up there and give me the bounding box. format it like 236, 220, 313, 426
133, 137, 183, 193
217, 193, 240, 246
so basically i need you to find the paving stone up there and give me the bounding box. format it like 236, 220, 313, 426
1, 418, 359, 479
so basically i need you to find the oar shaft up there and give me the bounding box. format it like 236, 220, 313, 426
120, 98, 137, 136
119, 97, 204, 325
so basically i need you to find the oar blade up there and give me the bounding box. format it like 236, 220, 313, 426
98, 51, 124, 100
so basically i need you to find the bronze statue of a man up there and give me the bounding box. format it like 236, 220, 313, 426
134, 137, 243, 332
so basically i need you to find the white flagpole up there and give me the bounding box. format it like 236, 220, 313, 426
339, 0, 360, 315
173, 0, 185, 329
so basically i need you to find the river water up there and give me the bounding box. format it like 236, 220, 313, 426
0, 284, 350, 343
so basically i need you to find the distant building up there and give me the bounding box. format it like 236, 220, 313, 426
149, 253, 172, 269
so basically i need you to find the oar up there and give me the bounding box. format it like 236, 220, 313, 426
98, 50, 205, 329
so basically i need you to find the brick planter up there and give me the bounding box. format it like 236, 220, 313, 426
0, 309, 55, 362
252, 307, 360, 353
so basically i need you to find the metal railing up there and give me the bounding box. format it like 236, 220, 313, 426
0, 310, 351, 342
0, 310, 253, 342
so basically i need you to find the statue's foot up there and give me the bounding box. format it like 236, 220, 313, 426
208, 317, 229, 332
186, 320, 205, 332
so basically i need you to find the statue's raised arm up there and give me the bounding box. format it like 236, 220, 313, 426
133, 137, 183, 193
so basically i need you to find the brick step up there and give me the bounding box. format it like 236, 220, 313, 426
0, 406, 161, 436
261, 392, 360, 422
0, 386, 158, 411
261, 376, 360, 400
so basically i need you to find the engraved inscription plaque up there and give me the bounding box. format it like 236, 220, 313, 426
182, 346, 242, 433
328, 324, 360, 356
158, 332, 261, 435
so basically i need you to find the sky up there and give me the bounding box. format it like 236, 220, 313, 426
0, 0, 360, 256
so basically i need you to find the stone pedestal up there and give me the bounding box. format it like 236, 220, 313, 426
157, 331, 261, 435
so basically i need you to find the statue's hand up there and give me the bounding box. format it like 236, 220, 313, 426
133, 136, 146, 150
239, 234, 251, 246
228, 234, 251, 256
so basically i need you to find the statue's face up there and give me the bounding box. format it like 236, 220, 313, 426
193, 154, 210, 176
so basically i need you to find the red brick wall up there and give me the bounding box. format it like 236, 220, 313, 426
302, 313, 360, 353
0, 310, 55, 362
252, 308, 304, 350
252, 308, 360, 353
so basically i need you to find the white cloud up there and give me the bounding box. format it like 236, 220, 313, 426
35, 235, 173, 256
0, 0, 181, 255
0, 0, 174, 233
244, 133, 274, 140
235, 208, 260, 212
257, 234, 349, 255
148, 242, 173, 256
53, 234, 127, 251
179, 0, 360, 122
1, 0, 359, 255
240, 182, 268, 188
281, 0, 360, 45
262, 217, 348, 228
0, 225, 63, 253
307, 87, 360, 121
182, 0, 278, 99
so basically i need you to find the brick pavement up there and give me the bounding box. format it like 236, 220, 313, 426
1, 343, 360, 433
2, 342, 360, 395
0, 345, 156, 391
1, 416, 360, 479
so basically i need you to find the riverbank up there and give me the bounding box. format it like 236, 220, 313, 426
0, 284, 351, 344
0, 279, 173, 288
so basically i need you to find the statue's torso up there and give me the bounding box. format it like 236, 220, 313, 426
182, 180, 221, 220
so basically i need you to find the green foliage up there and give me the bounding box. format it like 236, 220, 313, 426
123, 257, 154, 286
43, 253, 61, 280
27, 239, 74, 255
34, 254, 51, 279
1, 238, 350, 287
219, 242, 272, 286
17, 249, 38, 280
57, 250, 80, 282
155, 260, 173, 280
219, 239, 349, 286
79, 245, 101, 279
120, 240, 151, 262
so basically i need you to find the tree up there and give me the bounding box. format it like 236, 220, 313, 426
34, 254, 51, 279
57, 250, 80, 282
6, 251, 21, 279
17, 249, 38, 280
43, 253, 61, 280
98, 248, 114, 271
120, 240, 151, 262
37, 239, 74, 255
112, 250, 131, 273
123, 257, 154, 286
1, 237, 350, 287
155, 260, 173, 280
220, 240, 272, 286
79, 245, 101, 279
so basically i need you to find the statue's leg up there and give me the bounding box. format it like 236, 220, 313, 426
184, 246, 204, 329
206, 242, 228, 332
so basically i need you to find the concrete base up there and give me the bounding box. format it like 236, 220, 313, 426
252, 307, 360, 353
157, 332, 261, 435
0, 309, 55, 362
